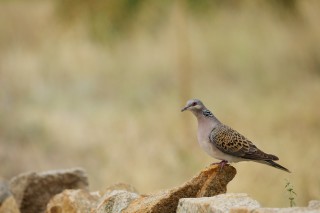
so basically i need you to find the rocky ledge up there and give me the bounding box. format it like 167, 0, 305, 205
0, 165, 319, 213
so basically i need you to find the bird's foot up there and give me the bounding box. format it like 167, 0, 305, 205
211, 160, 228, 171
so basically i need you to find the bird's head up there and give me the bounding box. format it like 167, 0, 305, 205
181, 99, 205, 112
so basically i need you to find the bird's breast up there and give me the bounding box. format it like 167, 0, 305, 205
198, 139, 226, 160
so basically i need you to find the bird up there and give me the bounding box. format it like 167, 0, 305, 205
181, 99, 290, 173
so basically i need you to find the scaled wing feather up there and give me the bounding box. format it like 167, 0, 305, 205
209, 124, 278, 161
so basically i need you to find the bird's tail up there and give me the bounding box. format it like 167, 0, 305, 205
257, 160, 291, 173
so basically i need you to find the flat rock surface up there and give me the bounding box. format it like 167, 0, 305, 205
177, 193, 260, 213
230, 200, 320, 213
247, 207, 320, 213
308, 200, 320, 209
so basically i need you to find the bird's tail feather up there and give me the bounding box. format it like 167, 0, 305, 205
257, 160, 291, 173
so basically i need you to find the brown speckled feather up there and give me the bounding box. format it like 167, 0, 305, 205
209, 124, 279, 161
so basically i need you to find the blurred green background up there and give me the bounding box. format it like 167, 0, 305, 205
1, 0, 320, 207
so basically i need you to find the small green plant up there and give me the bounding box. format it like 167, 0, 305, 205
285, 179, 297, 207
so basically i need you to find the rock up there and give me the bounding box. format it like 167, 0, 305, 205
0, 182, 11, 205
122, 164, 236, 213
229, 200, 320, 213
308, 200, 320, 210
0, 182, 19, 213
177, 193, 260, 213
247, 207, 320, 213
0, 195, 20, 213
46, 189, 100, 213
103, 182, 138, 194
94, 190, 140, 213
9, 168, 88, 213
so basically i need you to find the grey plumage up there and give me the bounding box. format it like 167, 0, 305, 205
181, 99, 290, 173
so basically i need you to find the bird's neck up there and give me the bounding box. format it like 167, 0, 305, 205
194, 109, 220, 142
193, 109, 221, 126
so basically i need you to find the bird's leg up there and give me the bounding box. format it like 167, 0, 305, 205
210, 160, 228, 171
219, 160, 228, 171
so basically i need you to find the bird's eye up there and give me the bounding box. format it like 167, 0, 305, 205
192, 102, 197, 106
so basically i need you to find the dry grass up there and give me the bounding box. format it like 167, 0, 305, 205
0, 0, 320, 207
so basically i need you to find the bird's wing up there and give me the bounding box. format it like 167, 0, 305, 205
209, 124, 278, 161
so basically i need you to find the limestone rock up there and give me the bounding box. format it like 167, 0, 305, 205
248, 207, 320, 213
308, 200, 320, 210
103, 182, 138, 194
122, 164, 236, 213
46, 189, 100, 213
177, 193, 260, 213
0, 195, 20, 213
230, 200, 320, 213
95, 190, 140, 213
0, 182, 10, 206
9, 167, 88, 213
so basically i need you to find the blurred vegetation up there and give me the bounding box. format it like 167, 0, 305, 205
54, 0, 301, 42
0, 0, 320, 208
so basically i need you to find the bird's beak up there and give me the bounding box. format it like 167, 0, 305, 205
181, 106, 189, 112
